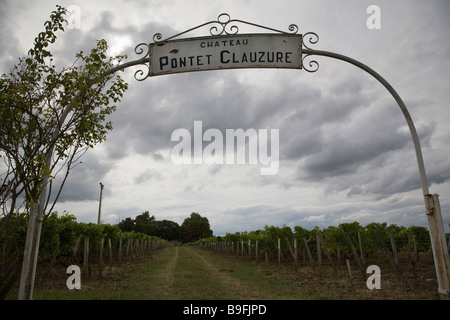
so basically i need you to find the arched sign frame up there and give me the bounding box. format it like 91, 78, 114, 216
19, 13, 448, 300
108, 13, 450, 299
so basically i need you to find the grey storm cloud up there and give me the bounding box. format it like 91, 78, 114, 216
51, 152, 114, 203
2, 0, 449, 231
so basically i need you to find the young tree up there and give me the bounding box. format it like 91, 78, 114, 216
0, 5, 128, 299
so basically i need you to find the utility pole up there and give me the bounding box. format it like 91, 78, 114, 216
97, 182, 104, 224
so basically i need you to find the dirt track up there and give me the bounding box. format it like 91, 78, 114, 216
141, 246, 303, 299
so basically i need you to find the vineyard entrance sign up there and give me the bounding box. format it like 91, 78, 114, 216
19, 13, 450, 300
149, 34, 302, 76
115, 12, 450, 300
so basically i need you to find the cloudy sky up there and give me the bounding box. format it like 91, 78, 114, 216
1, 0, 449, 235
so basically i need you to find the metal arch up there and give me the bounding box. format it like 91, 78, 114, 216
105, 13, 301, 81
302, 48, 429, 196
301, 48, 450, 300
20, 12, 450, 300
108, 33, 429, 200
298, 33, 429, 199
101, 17, 450, 300
153, 13, 299, 43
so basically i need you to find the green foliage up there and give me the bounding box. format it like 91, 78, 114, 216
157, 220, 182, 242
118, 217, 135, 232
118, 211, 182, 241
293, 225, 310, 240
0, 5, 128, 220
103, 224, 121, 241
77, 222, 105, 239
181, 212, 213, 243
134, 211, 156, 234
0, 213, 29, 299
1, 211, 168, 267
40, 212, 73, 258
397, 225, 431, 251
322, 226, 344, 254
117, 211, 215, 243
193, 221, 432, 256
28, 5, 67, 64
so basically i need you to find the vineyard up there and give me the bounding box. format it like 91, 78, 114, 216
1, 211, 448, 300
191, 222, 446, 297
0, 212, 169, 299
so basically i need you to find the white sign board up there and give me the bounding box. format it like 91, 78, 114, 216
149, 34, 302, 76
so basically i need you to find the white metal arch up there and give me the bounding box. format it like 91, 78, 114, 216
107, 39, 450, 299
19, 13, 450, 300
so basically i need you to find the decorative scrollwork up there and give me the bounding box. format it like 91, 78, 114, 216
302, 54, 319, 73
152, 33, 163, 43
301, 32, 319, 72
133, 42, 151, 81
134, 42, 150, 57
209, 13, 239, 36
302, 32, 319, 50
133, 15, 322, 78
152, 13, 299, 43
288, 24, 299, 34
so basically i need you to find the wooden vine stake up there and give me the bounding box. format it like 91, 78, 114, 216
344, 233, 365, 278
406, 238, 419, 288
126, 238, 131, 257
358, 231, 365, 267
302, 237, 314, 269
387, 227, 399, 265
255, 240, 259, 264
373, 230, 412, 289
118, 238, 123, 263
294, 238, 298, 272
83, 236, 89, 277
278, 238, 281, 270
346, 259, 354, 290
316, 233, 322, 280
98, 237, 104, 279
72, 234, 83, 259
318, 233, 337, 274
108, 238, 113, 267
285, 237, 298, 272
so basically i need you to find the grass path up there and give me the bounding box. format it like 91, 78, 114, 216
17, 245, 440, 300
108, 246, 307, 299
32, 246, 309, 300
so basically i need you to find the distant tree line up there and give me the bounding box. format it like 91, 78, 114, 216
118, 211, 213, 243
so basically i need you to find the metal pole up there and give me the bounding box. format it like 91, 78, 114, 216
303, 48, 450, 299
98, 182, 104, 224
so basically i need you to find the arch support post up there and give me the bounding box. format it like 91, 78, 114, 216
425, 194, 450, 299
303, 48, 450, 299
